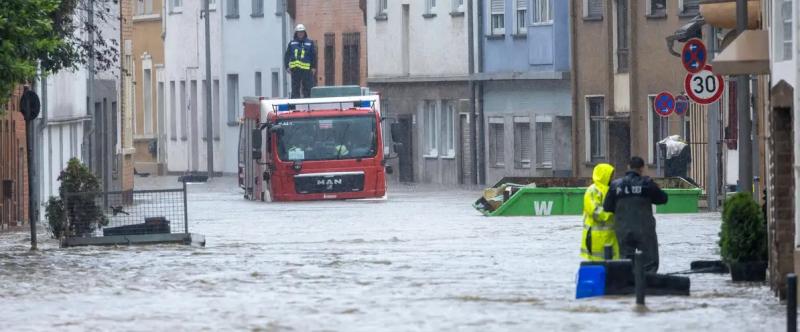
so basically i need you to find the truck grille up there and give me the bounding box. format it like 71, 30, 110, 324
294, 172, 365, 194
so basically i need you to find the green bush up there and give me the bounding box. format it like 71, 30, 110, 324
720, 192, 767, 263
45, 158, 108, 238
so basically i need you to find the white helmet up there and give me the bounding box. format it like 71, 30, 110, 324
295, 24, 306, 32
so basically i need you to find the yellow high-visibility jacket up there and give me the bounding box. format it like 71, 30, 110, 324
580, 163, 619, 261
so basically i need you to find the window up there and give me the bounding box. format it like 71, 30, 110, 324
136, 0, 153, 15
587, 96, 605, 162
210, 0, 216, 10
275, 0, 285, 15
213, 79, 220, 139
254, 71, 262, 96
342, 32, 361, 86
681, 0, 699, 16
513, 118, 531, 169
170, 81, 176, 140
440, 101, 455, 157
425, 0, 437, 14
143, 68, 153, 135
227, 74, 239, 125
516, 0, 528, 34
489, 117, 505, 167
157, 81, 165, 139
780, 0, 793, 61
252, 0, 264, 16
648, 95, 668, 164
271, 71, 280, 97
536, 117, 553, 167
180, 80, 187, 140
490, 0, 505, 35
170, 0, 183, 13
227, 0, 239, 18
452, 0, 465, 13
532, 0, 552, 24
615, 0, 629, 73
201, 80, 208, 140
376, 0, 388, 19
585, 0, 603, 19
648, 0, 665, 16
324, 33, 336, 85
424, 100, 438, 156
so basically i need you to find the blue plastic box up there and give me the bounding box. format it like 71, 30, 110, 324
576, 265, 606, 299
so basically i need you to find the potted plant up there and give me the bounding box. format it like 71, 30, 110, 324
45, 158, 108, 239
720, 192, 768, 282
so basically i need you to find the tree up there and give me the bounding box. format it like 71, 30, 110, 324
0, 0, 118, 112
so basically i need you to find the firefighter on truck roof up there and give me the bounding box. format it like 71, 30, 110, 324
284, 24, 317, 99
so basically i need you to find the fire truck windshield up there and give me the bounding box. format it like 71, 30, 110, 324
276, 115, 377, 162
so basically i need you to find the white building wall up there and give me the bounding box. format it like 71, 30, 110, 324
367, 0, 470, 78
220, 0, 286, 174
36, 1, 120, 208
163, 0, 223, 173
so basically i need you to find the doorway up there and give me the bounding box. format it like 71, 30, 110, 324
396, 115, 413, 182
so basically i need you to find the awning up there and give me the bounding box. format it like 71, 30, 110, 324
700, 0, 761, 29
710, 29, 769, 75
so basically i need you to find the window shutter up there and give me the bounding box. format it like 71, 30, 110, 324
587, 0, 603, 17
517, 0, 527, 10
491, 0, 505, 14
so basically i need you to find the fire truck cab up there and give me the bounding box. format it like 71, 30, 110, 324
238, 90, 388, 202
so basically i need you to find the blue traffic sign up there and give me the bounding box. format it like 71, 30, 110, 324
654, 92, 675, 117
682, 38, 707, 73
674, 95, 689, 116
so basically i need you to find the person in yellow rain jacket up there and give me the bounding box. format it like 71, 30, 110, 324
580, 163, 619, 261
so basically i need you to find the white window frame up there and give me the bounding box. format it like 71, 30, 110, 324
679, 0, 699, 16
209, 0, 216, 11
583, 0, 603, 19
227, 74, 239, 126
452, 0, 465, 13
252, 0, 264, 16
136, 0, 154, 16
425, 0, 437, 14
531, 0, 553, 25
776, 0, 793, 61
142, 66, 153, 136
376, 0, 388, 17
535, 115, 554, 168
440, 101, 456, 158
585, 95, 606, 163
515, 0, 528, 34
490, 0, 506, 35
489, 117, 506, 167
170, 0, 183, 13
646, 0, 666, 16
423, 100, 439, 157
513, 117, 532, 169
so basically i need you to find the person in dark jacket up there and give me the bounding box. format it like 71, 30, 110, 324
603, 156, 668, 272
284, 24, 317, 99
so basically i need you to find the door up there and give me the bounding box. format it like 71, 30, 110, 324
190, 80, 199, 171
396, 116, 413, 182
459, 113, 472, 184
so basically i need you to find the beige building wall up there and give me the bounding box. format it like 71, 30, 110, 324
132, 0, 165, 174
572, 0, 706, 178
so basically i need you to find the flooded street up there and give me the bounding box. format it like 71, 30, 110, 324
0, 177, 786, 331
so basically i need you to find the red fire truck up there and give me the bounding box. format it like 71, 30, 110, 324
238, 93, 389, 202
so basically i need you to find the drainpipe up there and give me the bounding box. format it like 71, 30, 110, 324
281, 0, 288, 97
468, 0, 477, 185
569, 0, 579, 176
476, 0, 486, 185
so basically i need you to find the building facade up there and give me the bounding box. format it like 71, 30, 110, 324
220, 0, 287, 174
162, 0, 224, 173
132, 0, 167, 175
292, 0, 368, 87
571, 0, 710, 179
480, 0, 572, 184
367, 0, 473, 185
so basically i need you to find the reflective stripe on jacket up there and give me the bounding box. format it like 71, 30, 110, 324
580, 163, 619, 261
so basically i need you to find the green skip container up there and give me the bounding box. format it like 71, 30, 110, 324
474, 178, 702, 217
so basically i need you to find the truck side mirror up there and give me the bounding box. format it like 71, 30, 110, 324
252, 129, 262, 160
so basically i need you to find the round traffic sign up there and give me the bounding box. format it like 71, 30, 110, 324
682, 38, 707, 73
684, 65, 724, 105
653, 92, 675, 117
674, 95, 689, 116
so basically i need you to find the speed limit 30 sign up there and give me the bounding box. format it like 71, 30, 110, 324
684, 65, 724, 105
